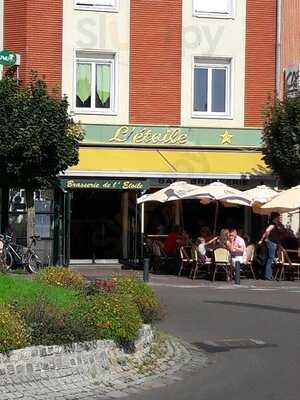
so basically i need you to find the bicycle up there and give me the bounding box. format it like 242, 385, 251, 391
0, 234, 42, 273
0, 239, 7, 273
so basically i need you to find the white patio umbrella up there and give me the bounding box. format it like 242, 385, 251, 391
181, 182, 252, 234
244, 185, 279, 204
137, 181, 201, 204
137, 181, 202, 249
261, 184, 300, 213
181, 182, 252, 205
243, 185, 279, 215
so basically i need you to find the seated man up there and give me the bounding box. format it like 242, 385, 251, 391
164, 225, 187, 275
227, 228, 246, 265
164, 225, 180, 256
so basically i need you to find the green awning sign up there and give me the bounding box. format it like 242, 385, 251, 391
0, 50, 21, 66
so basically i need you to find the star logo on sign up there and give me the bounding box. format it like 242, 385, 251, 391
220, 131, 233, 145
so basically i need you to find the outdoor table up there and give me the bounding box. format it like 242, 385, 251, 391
147, 235, 168, 239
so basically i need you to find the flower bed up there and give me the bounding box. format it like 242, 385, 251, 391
0, 269, 163, 354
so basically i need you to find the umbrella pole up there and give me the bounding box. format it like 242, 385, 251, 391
175, 201, 180, 225
213, 202, 219, 235
140, 202, 145, 261
180, 200, 184, 229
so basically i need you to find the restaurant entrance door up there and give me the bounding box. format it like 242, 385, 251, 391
70, 190, 122, 262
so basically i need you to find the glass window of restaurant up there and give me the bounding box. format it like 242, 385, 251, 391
8, 189, 55, 265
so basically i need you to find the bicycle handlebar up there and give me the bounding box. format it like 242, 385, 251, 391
0, 234, 11, 241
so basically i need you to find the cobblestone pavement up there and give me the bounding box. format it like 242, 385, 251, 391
0, 335, 207, 400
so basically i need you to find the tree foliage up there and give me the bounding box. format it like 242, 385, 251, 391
0, 74, 84, 189
262, 94, 300, 187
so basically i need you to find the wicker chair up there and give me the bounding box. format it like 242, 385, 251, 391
212, 248, 232, 281
178, 246, 194, 277
240, 244, 256, 279
190, 245, 211, 280
275, 246, 300, 281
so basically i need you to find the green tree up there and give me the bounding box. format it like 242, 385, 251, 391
0, 74, 84, 243
262, 94, 300, 187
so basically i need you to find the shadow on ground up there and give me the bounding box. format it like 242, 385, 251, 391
205, 301, 300, 315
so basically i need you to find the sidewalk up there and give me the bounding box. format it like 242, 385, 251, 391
149, 274, 300, 290
70, 265, 300, 290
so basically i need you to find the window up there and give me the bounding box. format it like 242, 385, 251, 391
193, 58, 231, 117
74, 0, 118, 12
193, 0, 233, 18
8, 189, 55, 264
75, 52, 115, 114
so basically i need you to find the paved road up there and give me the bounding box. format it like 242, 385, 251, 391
128, 284, 300, 400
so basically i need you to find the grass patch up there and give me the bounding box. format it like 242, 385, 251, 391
0, 274, 81, 310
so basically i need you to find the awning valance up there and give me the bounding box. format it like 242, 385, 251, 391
68, 148, 268, 177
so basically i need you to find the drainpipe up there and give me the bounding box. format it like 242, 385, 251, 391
275, 0, 282, 97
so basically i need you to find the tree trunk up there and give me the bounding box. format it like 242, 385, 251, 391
25, 189, 35, 247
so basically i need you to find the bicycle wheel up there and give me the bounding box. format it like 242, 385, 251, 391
26, 253, 42, 273
3, 250, 13, 271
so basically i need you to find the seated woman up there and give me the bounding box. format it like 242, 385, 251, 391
199, 228, 229, 252
215, 228, 229, 249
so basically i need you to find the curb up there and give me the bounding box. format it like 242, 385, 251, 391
0, 334, 207, 400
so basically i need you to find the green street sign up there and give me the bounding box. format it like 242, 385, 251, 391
0, 50, 21, 66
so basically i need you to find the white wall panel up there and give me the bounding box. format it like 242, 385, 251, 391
62, 0, 130, 125
181, 0, 247, 128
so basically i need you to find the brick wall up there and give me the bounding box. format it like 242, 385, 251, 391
244, 0, 277, 127
3, 0, 27, 79
129, 0, 182, 125
4, 0, 62, 90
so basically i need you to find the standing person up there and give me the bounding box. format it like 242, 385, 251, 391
227, 229, 246, 265
259, 212, 284, 280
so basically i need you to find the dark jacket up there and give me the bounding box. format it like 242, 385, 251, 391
254, 241, 268, 267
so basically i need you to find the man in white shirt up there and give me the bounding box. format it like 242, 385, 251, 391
227, 229, 246, 265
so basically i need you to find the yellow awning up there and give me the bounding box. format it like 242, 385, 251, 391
69, 148, 268, 176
